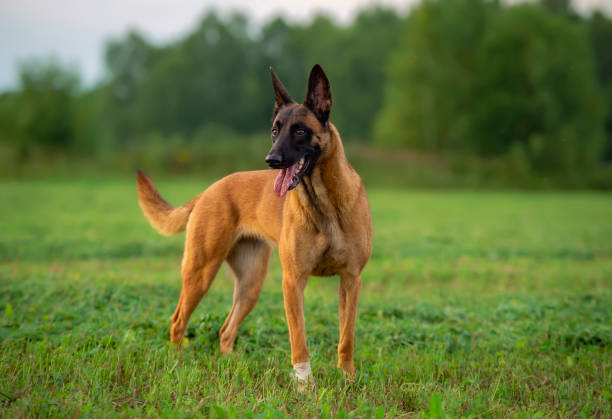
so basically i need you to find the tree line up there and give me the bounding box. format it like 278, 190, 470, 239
0, 0, 611, 183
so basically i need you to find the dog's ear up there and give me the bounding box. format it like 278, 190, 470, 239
270, 67, 294, 115
304, 64, 332, 125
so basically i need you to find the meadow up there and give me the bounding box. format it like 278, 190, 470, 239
1, 178, 611, 417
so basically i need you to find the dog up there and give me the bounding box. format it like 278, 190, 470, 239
136, 64, 372, 385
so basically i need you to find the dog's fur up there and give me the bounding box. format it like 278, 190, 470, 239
136, 65, 372, 380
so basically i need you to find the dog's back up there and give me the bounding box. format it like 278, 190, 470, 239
137, 169, 284, 242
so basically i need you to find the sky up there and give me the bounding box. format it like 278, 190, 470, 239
1, 0, 611, 90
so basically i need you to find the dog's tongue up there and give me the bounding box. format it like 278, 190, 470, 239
273, 162, 299, 197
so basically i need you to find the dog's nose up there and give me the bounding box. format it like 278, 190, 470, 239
265, 153, 283, 167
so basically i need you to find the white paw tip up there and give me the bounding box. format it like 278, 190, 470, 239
292, 362, 314, 389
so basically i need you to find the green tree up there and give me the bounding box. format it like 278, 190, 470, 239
375, 0, 605, 176
131, 12, 266, 137
375, 0, 493, 149
469, 4, 605, 173
103, 31, 156, 144
98, 9, 403, 145
0, 92, 20, 144
260, 9, 402, 139
334, 8, 403, 139
539, 0, 575, 17
589, 11, 612, 161
1, 60, 81, 157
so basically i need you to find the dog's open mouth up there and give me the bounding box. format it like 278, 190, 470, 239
273, 156, 310, 197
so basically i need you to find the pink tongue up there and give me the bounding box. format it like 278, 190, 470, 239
273, 162, 299, 197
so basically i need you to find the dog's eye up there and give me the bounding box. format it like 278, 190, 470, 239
271, 127, 279, 137
295, 129, 305, 136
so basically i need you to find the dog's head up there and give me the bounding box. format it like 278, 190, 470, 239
265, 64, 333, 198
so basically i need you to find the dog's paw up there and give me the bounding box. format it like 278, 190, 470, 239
337, 361, 356, 380
292, 362, 315, 393
169, 337, 189, 350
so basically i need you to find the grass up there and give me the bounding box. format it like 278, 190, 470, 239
1, 178, 611, 417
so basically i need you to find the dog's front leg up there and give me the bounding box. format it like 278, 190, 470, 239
282, 271, 313, 386
338, 271, 362, 377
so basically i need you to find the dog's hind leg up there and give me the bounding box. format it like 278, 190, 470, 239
170, 260, 224, 345
170, 208, 237, 346
219, 237, 271, 354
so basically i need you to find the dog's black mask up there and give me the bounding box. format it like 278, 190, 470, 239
265, 65, 331, 197
265, 106, 321, 197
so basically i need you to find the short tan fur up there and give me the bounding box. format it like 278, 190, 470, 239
136, 64, 372, 379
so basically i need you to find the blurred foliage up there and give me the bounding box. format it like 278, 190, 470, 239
375, 0, 607, 182
93, 8, 401, 146
0, 60, 82, 158
588, 11, 612, 161
0, 2, 611, 187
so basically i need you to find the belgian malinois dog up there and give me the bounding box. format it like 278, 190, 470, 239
136, 65, 372, 385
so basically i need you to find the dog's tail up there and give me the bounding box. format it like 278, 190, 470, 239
136, 169, 199, 236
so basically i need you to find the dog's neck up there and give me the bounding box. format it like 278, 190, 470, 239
294, 123, 362, 219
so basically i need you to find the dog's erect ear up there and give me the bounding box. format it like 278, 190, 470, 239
304, 64, 332, 125
270, 67, 294, 115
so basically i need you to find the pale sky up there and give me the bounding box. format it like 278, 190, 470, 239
0, 0, 610, 90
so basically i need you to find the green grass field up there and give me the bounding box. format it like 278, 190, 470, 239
1, 178, 611, 417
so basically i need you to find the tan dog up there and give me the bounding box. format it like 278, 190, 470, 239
136, 65, 372, 385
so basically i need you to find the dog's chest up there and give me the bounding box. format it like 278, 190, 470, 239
311, 220, 349, 276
